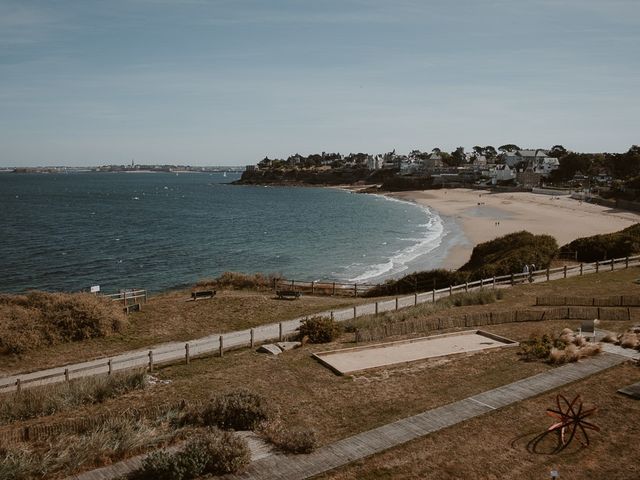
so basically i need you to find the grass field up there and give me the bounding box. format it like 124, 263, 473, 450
1, 267, 639, 478
0, 289, 371, 375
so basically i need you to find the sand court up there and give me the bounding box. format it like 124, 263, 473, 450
313, 330, 517, 375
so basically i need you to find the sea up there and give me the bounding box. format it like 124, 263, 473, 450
0, 172, 465, 294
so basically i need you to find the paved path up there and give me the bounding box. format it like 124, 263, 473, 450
2, 257, 638, 392
65, 350, 633, 480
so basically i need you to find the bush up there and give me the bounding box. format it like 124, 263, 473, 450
260, 419, 318, 454
131, 429, 249, 480
0, 291, 127, 354
562, 223, 640, 262
299, 316, 343, 343
364, 231, 557, 297
197, 390, 269, 430
518, 334, 556, 361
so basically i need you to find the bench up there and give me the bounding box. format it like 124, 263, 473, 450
123, 303, 141, 314
191, 290, 216, 301
276, 290, 301, 300
578, 320, 597, 340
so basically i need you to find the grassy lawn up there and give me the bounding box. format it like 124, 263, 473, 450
0, 289, 371, 375
318, 361, 640, 480
1, 267, 639, 479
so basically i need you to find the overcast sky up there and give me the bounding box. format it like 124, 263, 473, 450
1, 0, 638, 166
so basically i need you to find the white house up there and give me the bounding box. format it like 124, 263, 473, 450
532, 156, 560, 177
367, 155, 384, 170
489, 164, 516, 184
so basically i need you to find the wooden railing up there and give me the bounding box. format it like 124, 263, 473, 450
2, 255, 639, 393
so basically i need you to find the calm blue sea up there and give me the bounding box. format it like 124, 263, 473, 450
0, 172, 463, 294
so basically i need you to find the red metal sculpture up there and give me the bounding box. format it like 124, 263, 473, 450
545, 394, 599, 452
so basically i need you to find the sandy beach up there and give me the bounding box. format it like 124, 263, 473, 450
390, 189, 640, 270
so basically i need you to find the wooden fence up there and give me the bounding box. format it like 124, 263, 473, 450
536, 295, 640, 307
273, 279, 377, 297
0, 401, 190, 445
2, 254, 639, 395
354, 306, 634, 343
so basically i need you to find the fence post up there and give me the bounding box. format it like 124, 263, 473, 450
480, 278, 484, 289
395, 297, 399, 310
510, 274, 514, 286
311, 281, 315, 294
148, 351, 154, 372
279, 322, 283, 341
108, 359, 112, 375
596, 261, 599, 273
123, 290, 127, 307
185, 343, 190, 364
250, 329, 255, 348
611, 259, 615, 271
375, 302, 379, 314
492, 277, 496, 288
332, 282, 336, 295
64, 368, 69, 382
353, 306, 357, 319
330, 311, 334, 321
580, 263, 583, 275
546, 268, 550, 281
465, 282, 468, 292
15, 378, 21, 392
414, 293, 418, 305
219, 335, 224, 357
563, 265, 567, 279
626, 256, 629, 268
449, 285, 452, 296
354, 284, 358, 297
432, 289, 436, 302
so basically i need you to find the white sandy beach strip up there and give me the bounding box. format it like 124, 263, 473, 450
390, 189, 640, 269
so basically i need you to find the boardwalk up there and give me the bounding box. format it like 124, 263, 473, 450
2, 255, 638, 393
62, 351, 634, 480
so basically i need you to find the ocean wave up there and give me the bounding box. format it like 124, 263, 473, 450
344, 196, 445, 283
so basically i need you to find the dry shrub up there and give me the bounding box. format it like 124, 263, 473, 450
197, 272, 282, 291
0, 291, 127, 354
299, 316, 343, 343
259, 418, 318, 454
579, 343, 603, 358
601, 333, 617, 343
0, 370, 147, 424
619, 332, 640, 349
181, 390, 270, 431
132, 428, 249, 480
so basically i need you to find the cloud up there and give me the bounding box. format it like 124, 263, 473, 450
0, 2, 61, 47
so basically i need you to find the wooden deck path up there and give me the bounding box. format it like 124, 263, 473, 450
223, 353, 627, 480
61, 352, 631, 480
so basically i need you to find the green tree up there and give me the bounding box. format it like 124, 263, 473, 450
498, 144, 521, 152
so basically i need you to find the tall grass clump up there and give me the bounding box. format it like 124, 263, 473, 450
259, 418, 318, 454
196, 272, 283, 291
132, 428, 249, 480
0, 415, 173, 480
0, 370, 147, 424
182, 390, 270, 431
0, 291, 127, 354
519, 329, 602, 364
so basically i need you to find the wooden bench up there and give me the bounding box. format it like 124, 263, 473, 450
123, 303, 141, 314
276, 290, 301, 300
191, 290, 216, 301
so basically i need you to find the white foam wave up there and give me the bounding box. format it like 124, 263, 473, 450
345, 195, 445, 283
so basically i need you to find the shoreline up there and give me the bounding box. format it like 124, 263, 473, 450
387, 189, 640, 270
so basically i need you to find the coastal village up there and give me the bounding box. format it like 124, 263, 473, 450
246, 145, 640, 196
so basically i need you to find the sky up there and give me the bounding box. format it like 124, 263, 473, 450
0, 0, 639, 167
